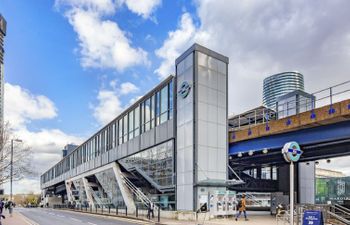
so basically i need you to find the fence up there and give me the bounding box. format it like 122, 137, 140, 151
231, 80, 350, 130
52, 203, 161, 223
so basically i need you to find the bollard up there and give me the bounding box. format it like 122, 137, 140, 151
136, 205, 138, 218
102, 205, 104, 214
158, 206, 160, 222
126, 206, 128, 216
108, 206, 111, 214
95, 206, 97, 214
116, 206, 118, 215
90, 205, 92, 213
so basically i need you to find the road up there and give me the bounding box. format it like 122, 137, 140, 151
16, 208, 154, 225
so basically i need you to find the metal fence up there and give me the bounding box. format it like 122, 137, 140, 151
231, 80, 350, 130
52, 203, 161, 223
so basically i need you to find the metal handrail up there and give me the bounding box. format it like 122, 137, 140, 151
334, 204, 350, 217
231, 79, 350, 130
328, 211, 350, 225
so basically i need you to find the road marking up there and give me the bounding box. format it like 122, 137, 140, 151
17, 212, 40, 225
70, 217, 82, 222
87, 222, 97, 225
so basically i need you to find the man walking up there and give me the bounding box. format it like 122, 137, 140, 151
235, 194, 248, 221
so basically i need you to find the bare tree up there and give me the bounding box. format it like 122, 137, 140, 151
0, 122, 34, 185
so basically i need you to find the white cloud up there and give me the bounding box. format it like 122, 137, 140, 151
124, 0, 161, 19
155, 12, 197, 79
92, 81, 139, 126
5, 83, 57, 129
120, 82, 139, 95
4, 83, 83, 194
67, 9, 149, 71
93, 89, 123, 126
156, 1, 350, 114
57, 0, 150, 72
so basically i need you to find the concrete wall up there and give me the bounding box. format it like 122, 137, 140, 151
176, 52, 195, 211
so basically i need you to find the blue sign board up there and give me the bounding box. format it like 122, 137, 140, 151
303, 210, 324, 225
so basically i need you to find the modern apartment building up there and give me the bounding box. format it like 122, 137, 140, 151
263, 72, 304, 109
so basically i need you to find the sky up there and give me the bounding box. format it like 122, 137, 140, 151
1, 0, 350, 194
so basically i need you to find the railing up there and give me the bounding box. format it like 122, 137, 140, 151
119, 172, 156, 210
52, 203, 161, 223
231, 80, 350, 130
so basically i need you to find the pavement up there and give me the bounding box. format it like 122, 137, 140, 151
1, 209, 33, 225
159, 211, 277, 225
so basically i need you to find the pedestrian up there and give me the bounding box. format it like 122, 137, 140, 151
235, 194, 248, 221
147, 202, 154, 219
0, 212, 5, 225
8, 201, 13, 217
0, 199, 4, 214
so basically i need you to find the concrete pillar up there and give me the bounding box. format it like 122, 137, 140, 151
112, 162, 136, 213
82, 177, 95, 208
65, 181, 73, 202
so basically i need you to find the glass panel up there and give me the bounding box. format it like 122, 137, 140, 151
134, 106, 140, 137
160, 85, 168, 124
150, 94, 155, 128
118, 119, 122, 145
128, 110, 134, 140
145, 98, 151, 131
123, 115, 128, 143
156, 91, 160, 125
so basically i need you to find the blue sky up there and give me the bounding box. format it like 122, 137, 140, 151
1, 0, 196, 136
2, 0, 350, 193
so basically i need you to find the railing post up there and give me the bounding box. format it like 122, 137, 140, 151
126, 206, 128, 216
116, 206, 118, 215
90, 205, 92, 213
238, 115, 241, 128
95, 205, 97, 214
108, 205, 110, 214
330, 87, 333, 105
254, 110, 257, 125
262, 109, 265, 123
136, 205, 138, 218
102, 205, 103, 214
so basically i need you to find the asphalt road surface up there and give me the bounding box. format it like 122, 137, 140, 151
17, 208, 154, 225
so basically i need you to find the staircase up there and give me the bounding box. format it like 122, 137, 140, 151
119, 172, 155, 209
327, 204, 350, 225
86, 185, 111, 207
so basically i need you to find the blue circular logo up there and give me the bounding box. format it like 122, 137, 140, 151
178, 81, 191, 98
282, 141, 302, 162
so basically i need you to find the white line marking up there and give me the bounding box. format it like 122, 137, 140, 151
70, 217, 82, 222
87, 222, 97, 225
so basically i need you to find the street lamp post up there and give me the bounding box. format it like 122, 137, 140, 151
10, 139, 22, 201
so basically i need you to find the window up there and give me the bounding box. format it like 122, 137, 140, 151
128, 110, 134, 140
145, 98, 151, 131
150, 95, 155, 128
156, 91, 160, 125
134, 106, 140, 136
272, 166, 277, 180
123, 115, 128, 143
261, 167, 271, 180
160, 85, 168, 124
118, 119, 123, 145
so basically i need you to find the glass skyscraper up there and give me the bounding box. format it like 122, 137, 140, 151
263, 71, 304, 109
